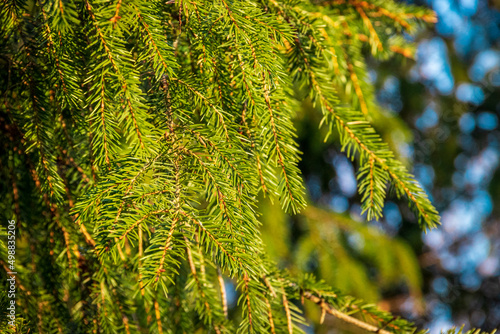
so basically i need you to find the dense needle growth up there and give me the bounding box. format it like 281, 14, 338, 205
0, 0, 481, 333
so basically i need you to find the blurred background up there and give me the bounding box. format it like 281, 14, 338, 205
260, 0, 500, 332
393, 0, 500, 330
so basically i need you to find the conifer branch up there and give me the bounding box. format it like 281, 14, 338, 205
303, 291, 394, 334
218, 267, 229, 319
282, 286, 294, 334
265, 297, 277, 334
0, 0, 447, 332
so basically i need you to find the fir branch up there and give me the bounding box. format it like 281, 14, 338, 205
0, 0, 453, 332
303, 291, 394, 334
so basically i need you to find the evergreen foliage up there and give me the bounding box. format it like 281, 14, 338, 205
0, 0, 459, 332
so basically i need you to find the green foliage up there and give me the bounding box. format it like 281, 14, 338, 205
260, 199, 425, 305
441, 328, 497, 334
300, 207, 423, 302
0, 0, 453, 332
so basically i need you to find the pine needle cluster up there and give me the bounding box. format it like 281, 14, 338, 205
0, 0, 445, 332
